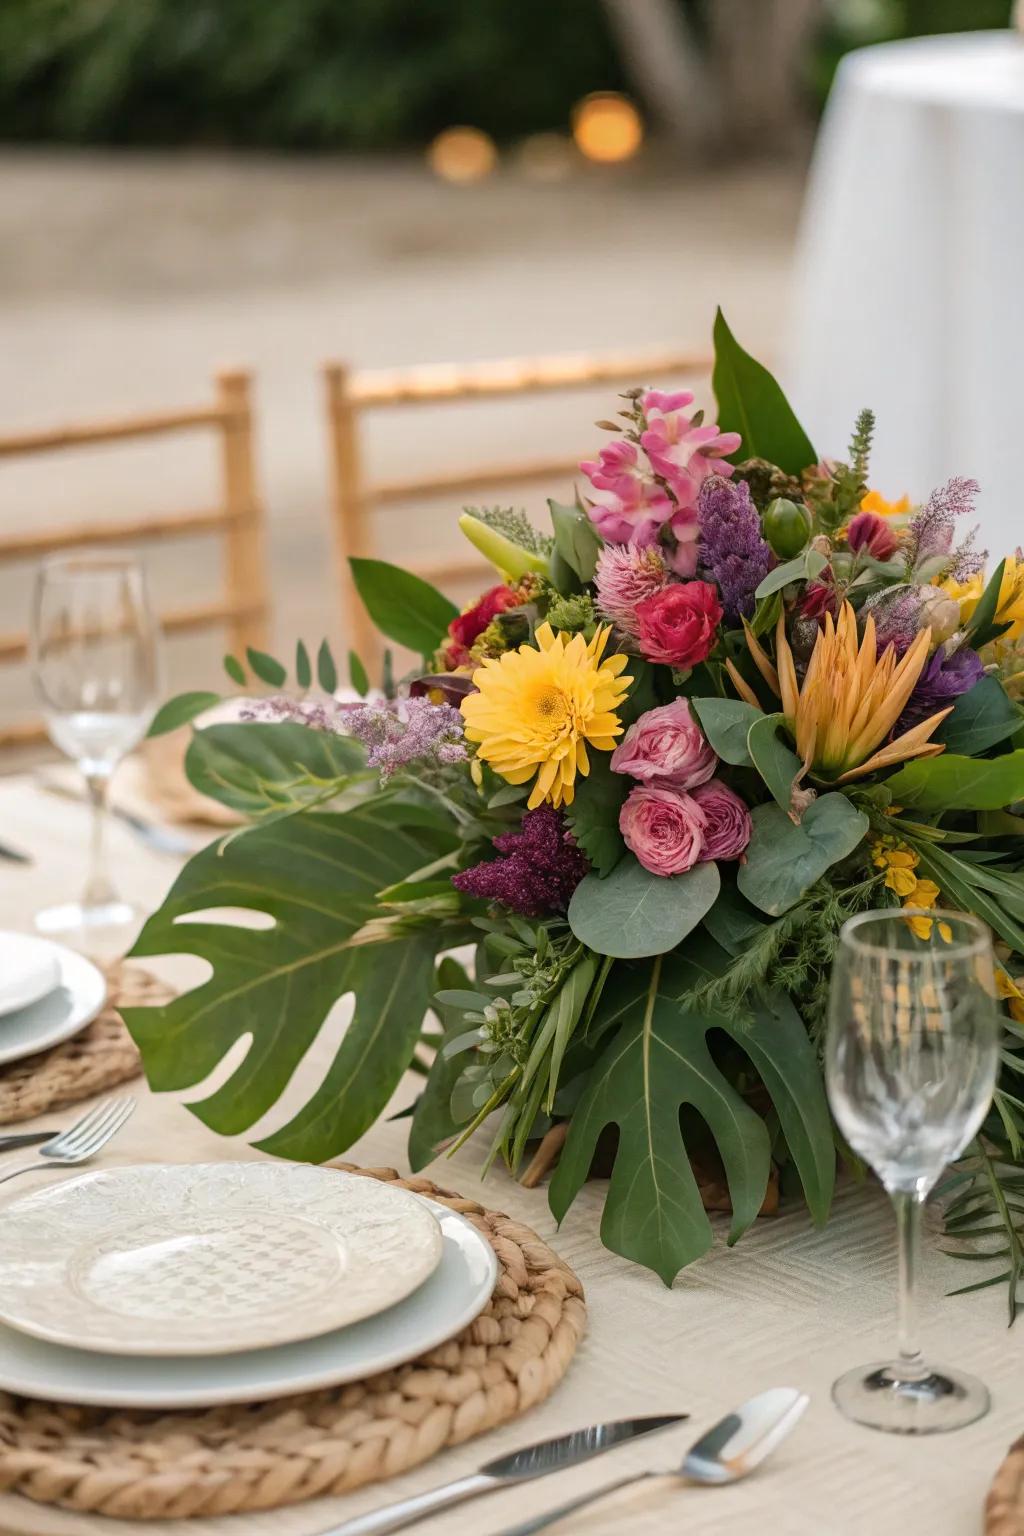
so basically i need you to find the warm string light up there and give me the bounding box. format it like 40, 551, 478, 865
571, 92, 644, 164
427, 126, 497, 184
427, 93, 644, 185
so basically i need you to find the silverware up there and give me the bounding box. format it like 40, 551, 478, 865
0, 1131, 58, 1154
35, 776, 194, 858
316, 1414, 686, 1536
0, 838, 30, 864
0, 1096, 135, 1188
490, 1387, 809, 1536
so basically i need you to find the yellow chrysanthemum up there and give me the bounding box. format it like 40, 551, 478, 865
861, 490, 911, 519
944, 556, 1024, 641
460, 622, 631, 810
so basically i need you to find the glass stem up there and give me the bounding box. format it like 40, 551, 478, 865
894, 1189, 926, 1380
82, 767, 117, 909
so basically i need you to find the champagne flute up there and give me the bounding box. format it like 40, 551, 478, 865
826, 908, 999, 1433
30, 553, 161, 939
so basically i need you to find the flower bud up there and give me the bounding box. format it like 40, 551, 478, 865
762, 498, 812, 559
846, 511, 898, 561
917, 585, 961, 643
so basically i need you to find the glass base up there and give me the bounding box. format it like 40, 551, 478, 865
832, 1360, 990, 1434
35, 898, 141, 951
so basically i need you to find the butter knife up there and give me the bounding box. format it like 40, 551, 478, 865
316, 1413, 686, 1536
0, 838, 30, 864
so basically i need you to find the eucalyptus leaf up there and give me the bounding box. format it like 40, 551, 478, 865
147, 691, 221, 738
568, 856, 720, 958
747, 712, 803, 815
712, 308, 816, 475
737, 794, 869, 916
691, 697, 761, 766
349, 557, 458, 656
885, 752, 1024, 813
185, 722, 366, 818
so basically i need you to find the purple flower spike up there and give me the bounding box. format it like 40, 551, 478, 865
697, 475, 773, 624
452, 807, 589, 917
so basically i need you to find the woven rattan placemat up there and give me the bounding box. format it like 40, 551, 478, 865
0, 966, 168, 1124
987, 1436, 1024, 1536
0, 1165, 586, 1521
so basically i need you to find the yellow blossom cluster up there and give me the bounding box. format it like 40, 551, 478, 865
870, 836, 946, 941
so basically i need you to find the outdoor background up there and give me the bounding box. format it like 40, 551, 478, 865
0, 0, 1012, 729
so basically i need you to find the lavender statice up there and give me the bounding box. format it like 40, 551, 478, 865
239, 695, 352, 731
909, 477, 985, 578
697, 475, 773, 623
894, 646, 985, 735
452, 807, 589, 917
345, 697, 466, 780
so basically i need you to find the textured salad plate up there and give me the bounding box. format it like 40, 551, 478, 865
0, 933, 61, 1018
0, 1162, 445, 1355
0, 942, 106, 1065
0, 1196, 497, 1408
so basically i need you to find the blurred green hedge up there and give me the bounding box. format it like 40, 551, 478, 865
0, 0, 627, 148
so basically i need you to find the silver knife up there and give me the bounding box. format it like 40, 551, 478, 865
0, 1131, 57, 1153
315, 1414, 686, 1536
0, 838, 30, 864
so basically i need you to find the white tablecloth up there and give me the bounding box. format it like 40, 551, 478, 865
787, 32, 1024, 552
0, 774, 1022, 1535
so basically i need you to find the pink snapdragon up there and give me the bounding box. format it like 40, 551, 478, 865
578, 441, 674, 546
640, 390, 741, 512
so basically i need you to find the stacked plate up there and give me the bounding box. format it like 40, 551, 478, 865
0, 1162, 498, 1408
0, 931, 108, 1065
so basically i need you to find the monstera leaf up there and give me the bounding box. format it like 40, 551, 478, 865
185, 722, 367, 819
124, 803, 455, 1159
549, 948, 834, 1284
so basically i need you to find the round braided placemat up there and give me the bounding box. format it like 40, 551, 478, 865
0, 1165, 586, 1522
987, 1436, 1024, 1536
0, 966, 169, 1125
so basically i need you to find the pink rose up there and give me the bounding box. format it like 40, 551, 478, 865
619, 784, 706, 876
691, 779, 752, 861
578, 441, 674, 546
611, 699, 716, 790
635, 581, 723, 668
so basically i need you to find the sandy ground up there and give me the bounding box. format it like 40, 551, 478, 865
0, 148, 804, 732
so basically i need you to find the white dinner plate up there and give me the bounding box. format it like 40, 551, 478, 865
0, 1196, 497, 1408
0, 932, 62, 1018
0, 1163, 445, 1355
0, 943, 106, 1065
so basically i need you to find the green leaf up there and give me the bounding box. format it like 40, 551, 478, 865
348, 649, 370, 697
568, 855, 720, 958
750, 589, 783, 638
318, 640, 339, 694
712, 308, 816, 476
548, 954, 833, 1284
691, 697, 761, 766
223, 654, 246, 686
124, 804, 453, 1160
747, 712, 802, 815
147, 691, 221, 738
408, 958, 477, 1169
564, 754, 628, 877
295, 641, 311, 690
349, 558, 458, 657
737, 794, 869, 916
185, 722, 365, 818
703, 882, 768, 956
935, 676, 1022, 757
964, 558, 1006, 647
246, 648, 287, 688
885, 752, 1024, 813
753, 546, 826, 601
548, 499, 602, 585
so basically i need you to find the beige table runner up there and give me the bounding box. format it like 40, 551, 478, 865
0, 773, 1021, 1536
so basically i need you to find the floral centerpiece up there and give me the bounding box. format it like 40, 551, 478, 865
131, 313, 1024, 1313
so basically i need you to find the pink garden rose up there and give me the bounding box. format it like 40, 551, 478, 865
619, 784, 706, 876
690, 779, 752, 861
640, 390, 741, 514
635, 581, 723, 668
611, 699, 716, 790
578, 441, 674, 546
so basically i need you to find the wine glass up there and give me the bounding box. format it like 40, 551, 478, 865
30, 553, 161, 940
826, 908, 999, 1434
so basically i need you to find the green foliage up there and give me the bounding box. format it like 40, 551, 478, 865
690, 697, 761, 766
935, 676, 1022, 756
564, 754, 627, 877
712, 308, 816, 477
965, 559, 1011, 649
223, 653, 246, 686
746, 712, 803, 816
754, 545, 827, 600
548, 499, 602, 587
848, 407, 875, 484
349, 558, 458, 658
738, 794, 870, 916
246, 647, 287, 688
545, 592, 596, 636
568, 855, 720, 958
124, 803, 456, 1158
548, 951, 834, 1285
147, 691, 221, 738
0, 0, 626, 148
295, 640, 312, 690
347, 649, 369, 697
466, 507, 552, 557
184, 721, 366, 819
885, 752, 1024, 813
318, 640, 339, 694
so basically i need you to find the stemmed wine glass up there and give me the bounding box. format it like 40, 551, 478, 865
826, 908, 999, 1434
30, 553, 161, 940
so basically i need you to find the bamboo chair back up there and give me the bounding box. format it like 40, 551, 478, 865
323, 348, 712, 665
0, 369, 268, 750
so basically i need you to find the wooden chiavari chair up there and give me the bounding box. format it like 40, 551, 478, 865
323, 348, 712, 666
0, 369, 268, 750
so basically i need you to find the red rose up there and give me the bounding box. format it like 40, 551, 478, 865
448, 584, 519, 649
635, 581, 723, 668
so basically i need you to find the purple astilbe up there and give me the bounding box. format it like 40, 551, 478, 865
893, 646, 985, 735
452, 807, 589, 917
908, 477, 985, 578
697, 475, 773, 623
345, 697, 466, 780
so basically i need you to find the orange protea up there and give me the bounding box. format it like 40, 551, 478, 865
727, 602, 953, 784
461, 622, 631, 810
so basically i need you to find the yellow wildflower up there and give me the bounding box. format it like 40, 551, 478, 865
871, 838, 920, 897
944, 555, 1024, 641
861, 490, 911, 519
461, 622, 631, 810
998, 969, 1024, 1025
732, 602, 952, 783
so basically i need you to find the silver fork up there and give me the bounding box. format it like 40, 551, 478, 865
0, 1097, 136, 1187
